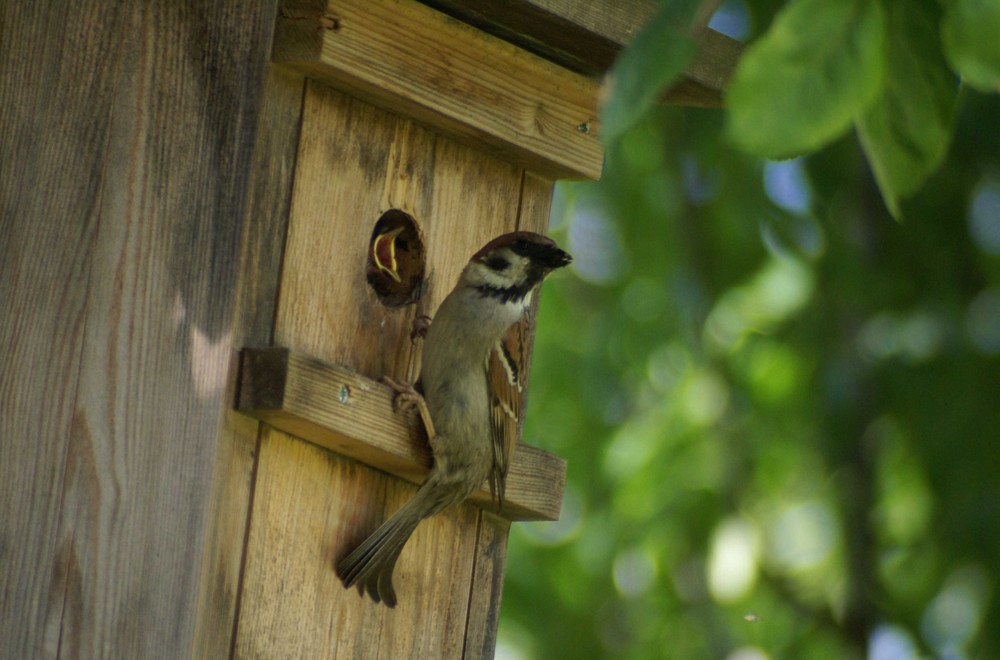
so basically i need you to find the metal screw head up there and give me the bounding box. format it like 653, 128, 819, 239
339, 385, 350, 404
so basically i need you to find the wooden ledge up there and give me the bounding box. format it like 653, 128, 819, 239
273, 0, 603, 180
419, 1, 744, 107
236, 347, 566, 521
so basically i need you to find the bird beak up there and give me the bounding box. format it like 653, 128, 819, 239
537, 245, 572, 271
372, 226, 405, 282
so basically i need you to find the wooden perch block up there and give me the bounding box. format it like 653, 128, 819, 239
237, 347, 566, 521
273, 0, 603, 180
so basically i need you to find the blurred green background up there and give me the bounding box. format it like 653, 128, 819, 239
500, 1, 1000, 657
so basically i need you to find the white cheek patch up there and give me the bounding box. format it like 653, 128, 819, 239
470, 253, 531, 290
478, 266, 513, 289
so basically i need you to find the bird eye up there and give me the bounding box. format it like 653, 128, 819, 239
484, 255, 510, 271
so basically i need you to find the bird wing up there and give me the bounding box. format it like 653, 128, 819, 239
487, 318, 529, 511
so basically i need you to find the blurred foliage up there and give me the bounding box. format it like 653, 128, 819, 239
500, 1, 1000, 658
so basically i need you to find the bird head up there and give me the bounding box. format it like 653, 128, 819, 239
463, 231, 572, 304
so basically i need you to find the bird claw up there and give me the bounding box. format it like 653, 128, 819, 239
380, 376, 436, 439
380, 376, 420, 412
410, 315, 432, 343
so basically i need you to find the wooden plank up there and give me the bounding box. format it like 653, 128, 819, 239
462, 513, 512, 659
0, 2, 278, 657
190, 65, 307, 660
0, 2, 122, 653
232, 81, 554, 656
235, 429, 482, 657
272, 82, 427, 373
273, 0, 603, 180
458, 172, 554, 657
237, 347, 566, 521
419, 0, 744, 107
419, 0, 658, 74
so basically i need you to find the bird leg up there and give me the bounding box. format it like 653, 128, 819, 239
386, 313, 435, 436
381, 376, 436, 441
410, 314, 432, 343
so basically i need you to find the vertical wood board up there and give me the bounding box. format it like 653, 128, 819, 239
0, 2, 277, 657
0, 2, 125, 653
234, 81, 541, 656
190, 64, 306, 660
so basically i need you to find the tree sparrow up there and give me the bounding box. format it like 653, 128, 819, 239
338, 230, 572, 607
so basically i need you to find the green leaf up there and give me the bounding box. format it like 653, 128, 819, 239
856, 0, 958, 219
942, 0, 1000, 92
725, 0, 886, 158
600, 0, 701, 142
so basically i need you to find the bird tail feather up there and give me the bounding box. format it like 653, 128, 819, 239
336, 475, 467, 607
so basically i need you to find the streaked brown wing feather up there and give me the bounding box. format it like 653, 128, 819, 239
487, 319, 528, 510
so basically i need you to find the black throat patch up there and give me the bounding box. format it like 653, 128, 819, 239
473, 280, 536, 304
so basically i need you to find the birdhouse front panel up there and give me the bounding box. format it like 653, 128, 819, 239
231, 75, 559, 656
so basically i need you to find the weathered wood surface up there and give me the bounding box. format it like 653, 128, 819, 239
419, 0, 744, 106
189, 65, 306, 660
237, 347, 566, 521
231, 81, 556, 657
0, 1, 278, 658
421, 0, 659, 75
2, 1, 647, 657
273, 0, 604, 180
462, 511, 513, 659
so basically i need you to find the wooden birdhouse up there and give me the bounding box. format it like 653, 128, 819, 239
1, 0, 739, 657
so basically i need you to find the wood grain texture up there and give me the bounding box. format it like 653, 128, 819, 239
419, 0, 658, 74
0, 2, 121, 653
274, 0, 603, 180
235, 428, 482, 657
190, 65, 306, 660
231, 80, 558, 656
0, 2, 572, 657
0, 1, 277, 657
462, 513, 512, 659
420, 0, 744, 107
